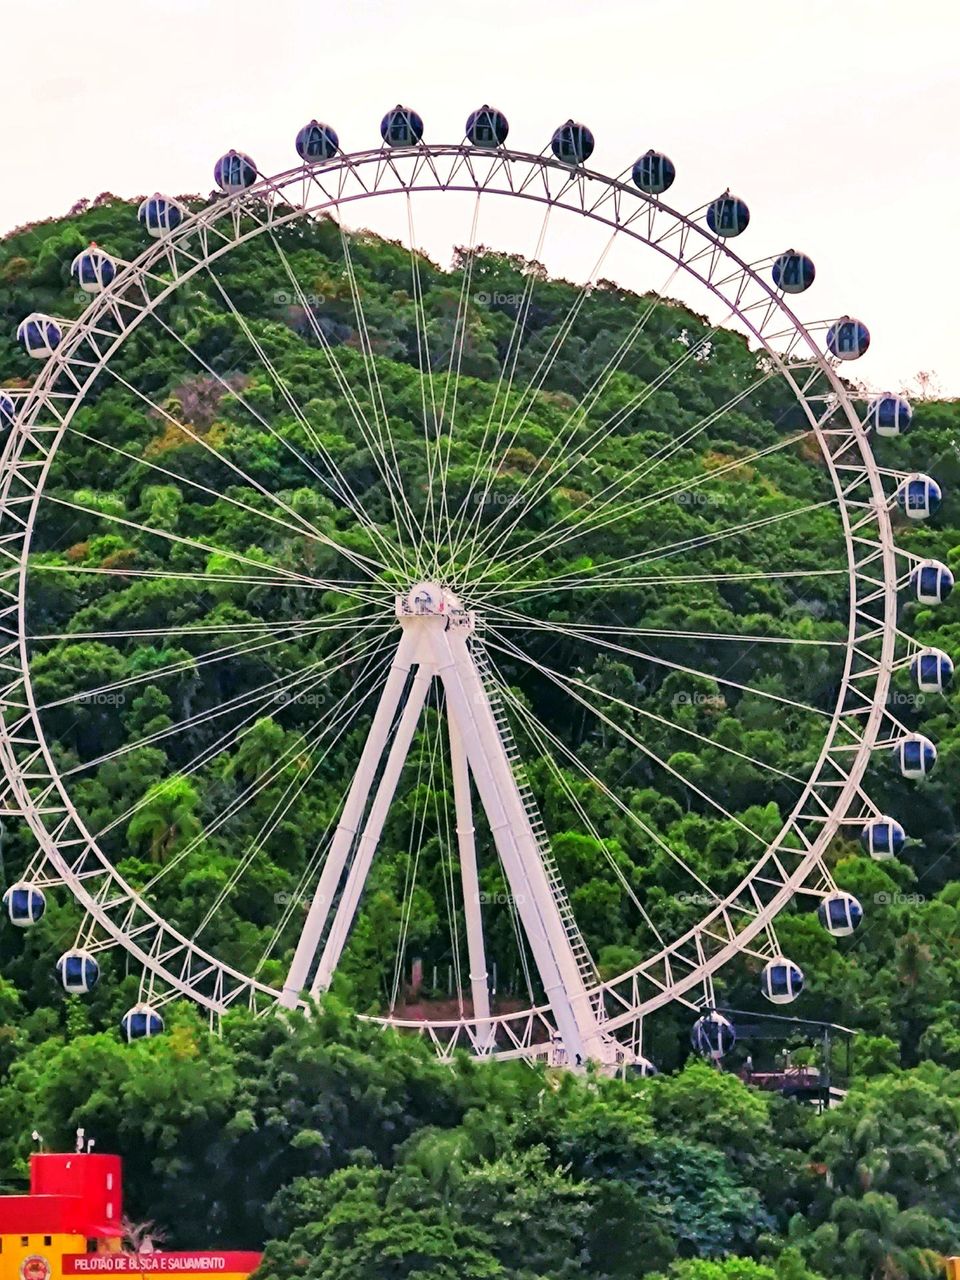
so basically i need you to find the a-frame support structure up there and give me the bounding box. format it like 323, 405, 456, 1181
279, 585, 611, 1066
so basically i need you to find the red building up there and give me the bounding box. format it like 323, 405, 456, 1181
0, 1152, 260, 1280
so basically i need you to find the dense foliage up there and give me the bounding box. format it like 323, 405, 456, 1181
0, 195, 957, 1278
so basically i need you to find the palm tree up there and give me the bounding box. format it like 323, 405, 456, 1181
127, 776, 201, 864
831, 1192, 947, 1280
121, 1215, 168, 1254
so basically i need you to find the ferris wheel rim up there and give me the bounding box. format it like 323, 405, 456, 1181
0, 141, 900, 1050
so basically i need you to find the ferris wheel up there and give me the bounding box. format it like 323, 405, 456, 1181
0, 105, 952, 1069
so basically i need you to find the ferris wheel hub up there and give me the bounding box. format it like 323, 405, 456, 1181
396, 582, 475, 632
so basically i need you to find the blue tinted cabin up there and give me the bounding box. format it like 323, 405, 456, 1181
706, 193, 749, 237
628, 1057, 658, 1077
826, 317, 870, 360
860, 815, 906, 859
17, 315, 61, 358
466, 106, 509, 148
57, 949, 100, 994
772, 250, 815, 293
137, 195, 184, 238
632, 150, 675, 195
897, 475, 941, 520
691, 1011, 735, 1059
912, 648, 953, 693
761, 957, 804, 1004
818, 891, 863, 936
296, 120, 339, 161
910, 560, 953, 605
893, 735, 936, 779
71, 246, 117, 294
869, 394, 912, 437
380, 106, 424, 147
3, 882, 46, 927
121, 1004, 164, 1041
214, 150, 257, 194
551, 120, 595, 164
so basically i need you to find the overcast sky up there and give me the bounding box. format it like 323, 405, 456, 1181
1, 0, 956, 393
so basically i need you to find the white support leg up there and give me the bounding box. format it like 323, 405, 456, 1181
311, 662, 433, 996
444, 626, 607, 1064
426, 620, 598, 1066
449, 716, 493, 1044
279, 627, 418, 1007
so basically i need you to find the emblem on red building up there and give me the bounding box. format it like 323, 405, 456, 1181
21, 1256, 52, 1280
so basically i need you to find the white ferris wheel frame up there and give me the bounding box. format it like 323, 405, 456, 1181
0, 142, 909, 1064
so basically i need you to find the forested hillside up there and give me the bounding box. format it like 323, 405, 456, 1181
0, 193, 957, 1278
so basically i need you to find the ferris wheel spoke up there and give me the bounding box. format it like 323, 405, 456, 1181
65, 623, 389, 787
99, 634, 392, 871
433, 195, 483, 564
474, 361, 782, 576
59, 649, 326, 784
263, 234, 417, 573
494, 669, 672, 942
483, 604, 838, 716
135, 646, 394, 940
31, 562, 380, 593
484, 630, 798, 834
191, 653, 392, 939
475, 421, 814, 592
33, 616, 349, 712
402, 191, 444, 570
480, 566, 846, 604
463, 301, 729, 574
489, 619, 844, 647
452, 226, 620, 572
254, 771, 357, 974
455, 274, 680, 575
38, 492, 365, 597
484, 651, 746, 986
445, 200, 554, 557
474, 498, 836, 605
483, 611, 844, 650
329, 218, 429, 560
486, 629, 807, 785
66, 415, 385, 583
30, 612, 370, 644
178, 689, 363, 920
553, 403, 807, 554
147, 305, 403, 577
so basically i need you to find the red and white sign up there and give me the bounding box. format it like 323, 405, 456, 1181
63, 1255, 262, 1275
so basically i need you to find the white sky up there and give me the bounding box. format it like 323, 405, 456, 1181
1, 0, 957, 392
